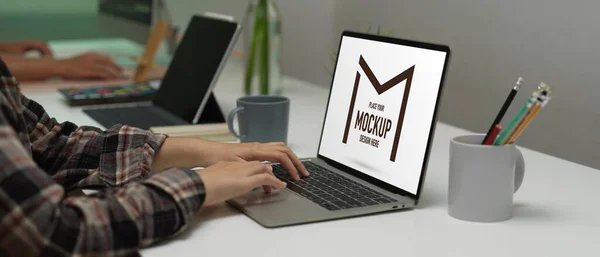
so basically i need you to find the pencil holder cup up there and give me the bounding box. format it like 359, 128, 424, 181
448, 134, 525, 222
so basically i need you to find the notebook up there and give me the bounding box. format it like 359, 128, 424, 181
150, 123, 236, 142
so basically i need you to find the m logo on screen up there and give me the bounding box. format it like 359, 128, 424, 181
342, 55, 415, 162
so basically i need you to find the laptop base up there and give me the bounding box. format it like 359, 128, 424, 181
227, 159, 415, 228
227, 189, 414, 228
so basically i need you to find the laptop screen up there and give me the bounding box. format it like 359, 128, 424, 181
153, 15, 239, 123
318, 33, 448, 195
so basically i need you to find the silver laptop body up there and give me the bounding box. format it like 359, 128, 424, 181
228, 31, 451, 228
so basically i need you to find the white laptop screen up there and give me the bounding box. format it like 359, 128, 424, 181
318, 35, 447, 194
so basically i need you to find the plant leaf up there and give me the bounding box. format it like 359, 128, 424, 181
244, 1, 263, 95
258, 0, 270, 95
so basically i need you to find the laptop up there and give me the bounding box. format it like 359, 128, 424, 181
228, 31, 451, 227
83, 14, 241, 130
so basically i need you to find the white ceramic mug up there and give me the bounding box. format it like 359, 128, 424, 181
448, 134, 525, 222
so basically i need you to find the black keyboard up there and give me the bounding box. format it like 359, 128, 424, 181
272, 161, 397, 211
84, 106, 179, 130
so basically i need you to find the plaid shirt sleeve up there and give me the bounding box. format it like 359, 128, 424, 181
0, 59, 206, 257
22, 93, 171, 190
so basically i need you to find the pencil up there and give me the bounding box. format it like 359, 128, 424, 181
507, 105, 541, 143
481, 77, 523, 144
483, 124, 502, 145
501, 103, 537, 144
493, 82, 549, 145
508, 84, 552, 143
493, 93, 537, 145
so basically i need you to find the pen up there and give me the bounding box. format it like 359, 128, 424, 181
481, 77, 523, 144
508, 84, 552, 143
483, 124, 502, 145
493, 85, 544, 145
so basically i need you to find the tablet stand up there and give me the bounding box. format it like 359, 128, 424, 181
198, 93, 226, 124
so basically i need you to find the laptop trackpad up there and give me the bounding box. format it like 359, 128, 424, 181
232, 188, 302, 206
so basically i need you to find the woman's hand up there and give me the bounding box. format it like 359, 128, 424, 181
0, 40, 53, 56
152, 138, 309, 180
0, 51, 122, 81
198, 161, 287, 206
56, 52, 123, 80
208, 142, 310, 180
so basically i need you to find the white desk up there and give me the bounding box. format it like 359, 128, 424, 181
21, 59, 600, 257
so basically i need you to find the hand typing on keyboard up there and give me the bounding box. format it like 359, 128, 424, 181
152, 139, 308, 205
197, 161, 287, 206
199, 141, 310, 180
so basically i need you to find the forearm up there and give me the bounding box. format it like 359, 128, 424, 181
0, 43, 15, 53
22, 91, 170, 188
0, 54, 62, 81
0, 99, 205, 255
67, 171, 204, 253
152, 137, 224, 171
1, 167, 205, 256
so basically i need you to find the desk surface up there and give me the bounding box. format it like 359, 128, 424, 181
20, 59, 600, 257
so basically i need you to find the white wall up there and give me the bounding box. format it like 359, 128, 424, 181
332, 0, 600, 169
166, 0, 246, 36
166, 0, 600, 169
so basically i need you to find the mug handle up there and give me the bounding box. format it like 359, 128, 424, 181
514, 148, 525, 193
227, 107, 245, 139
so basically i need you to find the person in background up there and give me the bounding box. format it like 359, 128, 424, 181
0, 56, 309, 256
0, 39, 123, 81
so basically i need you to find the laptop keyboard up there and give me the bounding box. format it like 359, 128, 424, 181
84, 106, 178, 130
272, 161, 398, 211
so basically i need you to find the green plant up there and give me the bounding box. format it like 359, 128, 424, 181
244, 0, 270, 95
323, 25, 395, 76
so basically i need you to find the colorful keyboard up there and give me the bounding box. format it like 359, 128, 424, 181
58, 82, 158, 106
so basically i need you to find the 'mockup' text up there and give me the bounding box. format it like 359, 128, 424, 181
354, 110, 392, 139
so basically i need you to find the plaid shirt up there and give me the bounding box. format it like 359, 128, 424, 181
0, 59, 206, 257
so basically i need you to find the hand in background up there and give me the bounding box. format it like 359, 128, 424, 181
56, 52, 124, 80
198, 161, 287, 206
208, 142, 310, 180
0, 40, 53, 56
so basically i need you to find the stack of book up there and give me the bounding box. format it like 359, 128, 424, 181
150, 123, 237, 142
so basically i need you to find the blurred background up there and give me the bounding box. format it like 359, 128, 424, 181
1, 0, 598, 169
